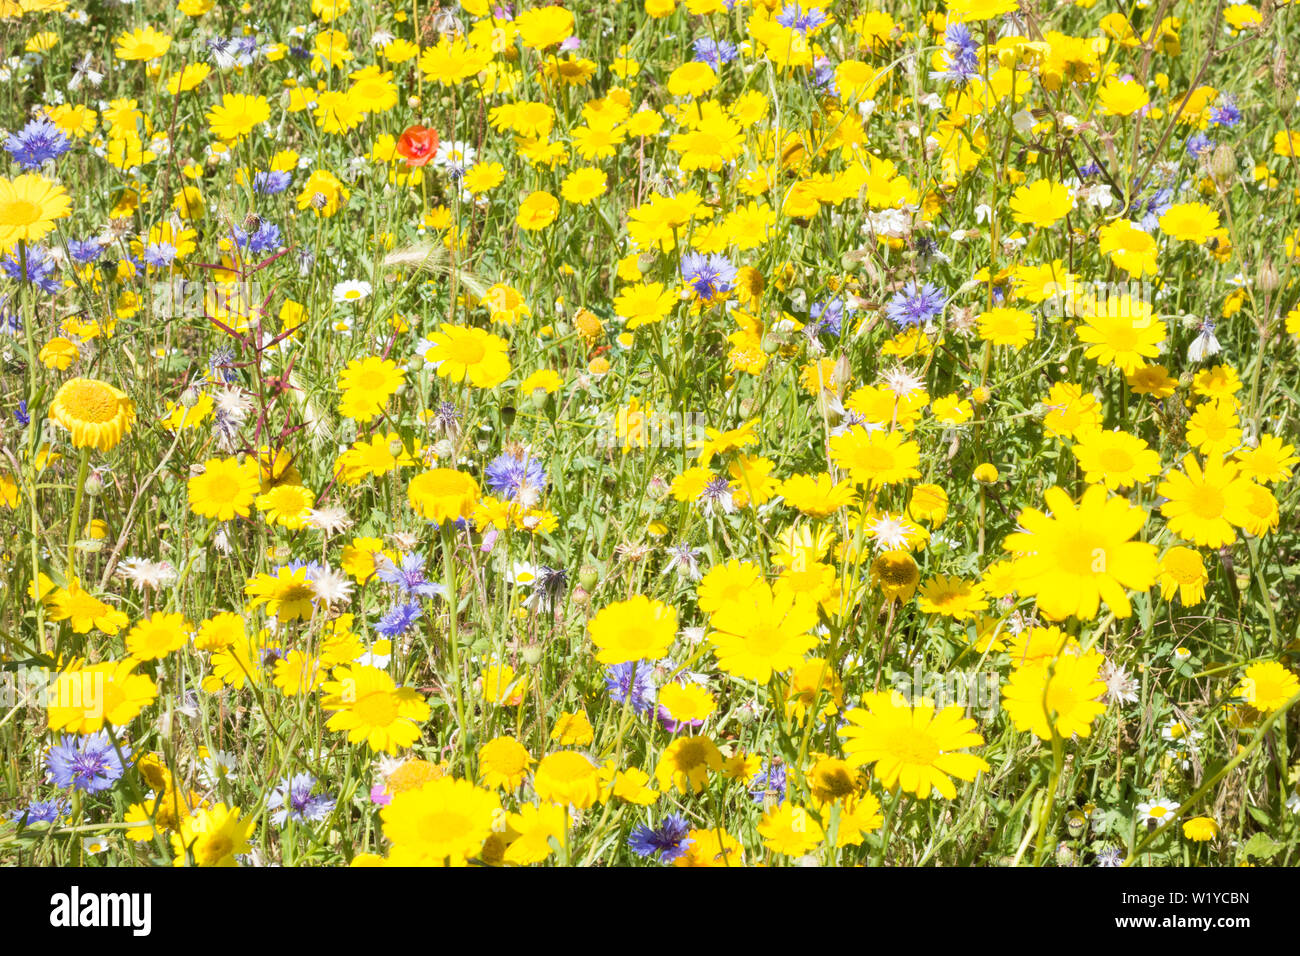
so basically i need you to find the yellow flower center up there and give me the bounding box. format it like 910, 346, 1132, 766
196, 833, 234, 865
206, 474, 242, 503
445, 335, 487, 365
1188, 484, 1225, 518
417, 809, 471, 846
887, 726, 940, 765
1059, 531, 1106, 575
1098, 447, 1134, 474
0, 198, 42, 226
353, 688, 399, 727
61, 380, 120, 423
672, 740, 708, 770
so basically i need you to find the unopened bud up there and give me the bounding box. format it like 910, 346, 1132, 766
179, 386, 200, 408
1256, 259, 1281, 293
83, 473, 104, 497
407, 95, 421, 109
500, 405, 516, 428
1209, 144, 1236, 185
520, 644, 543, 666
530, 387, 550, 411
578, 565, 599, 590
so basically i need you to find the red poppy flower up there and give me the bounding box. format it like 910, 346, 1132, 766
396, 125, 439, 167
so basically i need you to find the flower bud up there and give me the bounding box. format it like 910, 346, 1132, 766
1256, 259, 1281, 293
179, 386, 200, 408
973, 463, 999, 484
83, 473, 104, 497
1209, 144, 1236, 185
520, 644, 543, 666
578, 565, 599, 590
530, 387, 551, 412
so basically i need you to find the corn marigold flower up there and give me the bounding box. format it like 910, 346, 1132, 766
708, 580, 818, 682
321, 665, 429, 754
655, 734, 723, 794
1002, 650, 1108, 740
1157, 454, 1256, 549
1236, 661, 1300, 714
47, 377, 135, 452
1002, 484, 1157, 621
589, 596, 677, 664
534, 750, 601, 808
171, 803, 255, 867
47, 659, 159, 734
408, 467, 480, 524
839, 691, 989, 799
422, 323, 511, 388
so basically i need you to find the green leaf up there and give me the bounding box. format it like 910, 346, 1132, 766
1241, 831, 1282, 861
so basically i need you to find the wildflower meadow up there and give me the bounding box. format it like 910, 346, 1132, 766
3, 0, 1300, 873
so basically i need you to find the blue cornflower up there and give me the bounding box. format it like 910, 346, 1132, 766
268, 773, 336, 826
1209, 97, 1241, 128
809, 297, 845, 337
143, 242, 178, 269
1186, 132, 1214, 159
692, 36, 737, 69
627, 815, 693, 862
233, 221, 282, 255
2, 246, 60, 294
7, 798, 67, 825
604, 661, 656, 716
813, 56, 837, 94
484, 450, 547, 504
46, 732, 127, 793
253, 170, 292, 194
209, 35, 258, 69
775, 2, 827, 33
699, 476, 735, 514
374, 552, 447, 600
67, 238, 105, 264
945, 22, 980, 58
1138, 185, 1174, 232
929, 23, 980, 86
885, 280, 946, 328
15, 400, 29, 426
750, 760, 787, 806
376, 602, 422, 637
4, 117, 71, 170
208, 347, 238, 385
680, 252, 736, 301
